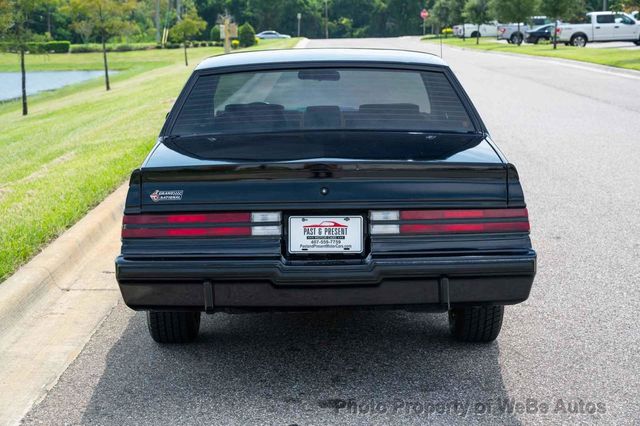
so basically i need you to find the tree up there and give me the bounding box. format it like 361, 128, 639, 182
0, 0, 39, 116
386, 0, 423, 35
540, 0, 583, 49
491, 0, 538, 45
0, 0, 11, 34
169, 5, 206, 66
606, 0, 640, 10
432, 0, 454, 32
464, 0, 492, 44
431, 0, 466, 35
66, 0, 137, 91
210, 24, 220, 41
238, 22, 256, 47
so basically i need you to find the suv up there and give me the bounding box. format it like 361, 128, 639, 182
525, 24, 555, 44
497, 16, 551, 44
115, 49, 536, 345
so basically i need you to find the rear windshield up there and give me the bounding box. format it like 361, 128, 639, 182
170, 68, 475, 136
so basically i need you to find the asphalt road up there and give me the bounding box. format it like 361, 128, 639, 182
22, 37, 640, 425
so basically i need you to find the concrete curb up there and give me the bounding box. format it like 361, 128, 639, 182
0, 183, 127, 337
294, 38, 309, 49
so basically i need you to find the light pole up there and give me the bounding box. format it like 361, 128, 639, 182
324, 0, 329, 39
297, 12, 301, 37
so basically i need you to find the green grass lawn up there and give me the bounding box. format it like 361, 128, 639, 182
0, 38, 299, 281
423, 37, 640, 71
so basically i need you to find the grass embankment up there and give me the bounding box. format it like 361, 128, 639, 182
0, 38, 299, 281
423, 37, 640, 71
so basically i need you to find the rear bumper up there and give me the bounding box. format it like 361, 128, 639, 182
116, 252, 536, 312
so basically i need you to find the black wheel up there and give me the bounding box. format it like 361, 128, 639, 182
570, 34, 587, 47
470, 31, 480, 38
147, 311, 201, 343
635, 39, 640, 46
448, 305, 504, 343
510, 33, 523, 45
530, 37, 539, 44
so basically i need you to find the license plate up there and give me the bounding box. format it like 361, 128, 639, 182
288, 216, 363, 254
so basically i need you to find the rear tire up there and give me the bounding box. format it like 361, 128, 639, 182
570, 34, 587, 47
635, 39, 640, 46
530, 37, 539, 44
147, 311, 201, 343
510, 33, 523, 45
448, 305, 504, 343
470, 31, 480, 38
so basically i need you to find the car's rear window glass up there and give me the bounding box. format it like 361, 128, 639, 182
171, 68, 475, 136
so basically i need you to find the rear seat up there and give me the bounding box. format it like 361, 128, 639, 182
210, 102, 465, 132
345, 103, 429, 129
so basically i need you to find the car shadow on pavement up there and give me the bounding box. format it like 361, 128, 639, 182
80, 309, 521, 424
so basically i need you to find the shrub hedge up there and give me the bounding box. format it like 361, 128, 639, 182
0, 41, 71, 53
0, 40, 221, 54
69, 43, 156, 53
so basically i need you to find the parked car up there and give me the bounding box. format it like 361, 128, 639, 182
497, 16, 551, 44
256, 30, 291, 39
556, 11, 640, 46
525, 23, 555, 44
115, 48, 536, 344
453, 22, 499, 38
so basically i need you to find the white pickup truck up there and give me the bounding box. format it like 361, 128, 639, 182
557, 11, 640, 46
453, 23, 499, 38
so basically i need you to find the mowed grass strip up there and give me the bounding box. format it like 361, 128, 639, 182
424, 37, 640, 71
0, 39, 299, 281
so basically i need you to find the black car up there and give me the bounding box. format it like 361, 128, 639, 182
115, 48, 536, 344
525, 24, 555, 44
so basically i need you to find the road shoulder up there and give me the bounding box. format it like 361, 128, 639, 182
0, 184, 126, 425
433, 40, 640, 81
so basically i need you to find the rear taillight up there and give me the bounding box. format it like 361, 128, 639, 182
122, 212, 281, 238
370, 208, 529, 236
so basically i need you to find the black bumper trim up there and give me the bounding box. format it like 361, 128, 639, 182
116, 253, 535, 286
115, 252, 536, 311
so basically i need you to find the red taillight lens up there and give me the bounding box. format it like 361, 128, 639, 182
123, 212, 251, 225
370, 208, 530, 235
122, 227, 252, 238
400, 208, 527, 221
122, 212, 280, 238
400, 221, 530, 235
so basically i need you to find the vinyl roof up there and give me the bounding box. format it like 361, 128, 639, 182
195, 48, 448, 70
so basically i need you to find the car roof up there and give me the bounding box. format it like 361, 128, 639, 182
195, 48, 448, 71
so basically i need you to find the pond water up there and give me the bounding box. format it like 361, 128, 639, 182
0, 70, 110, 101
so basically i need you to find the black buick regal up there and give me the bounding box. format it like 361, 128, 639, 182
115, 48, 536, 344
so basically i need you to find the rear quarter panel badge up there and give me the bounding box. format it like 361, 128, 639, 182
150, 190, 183, 202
